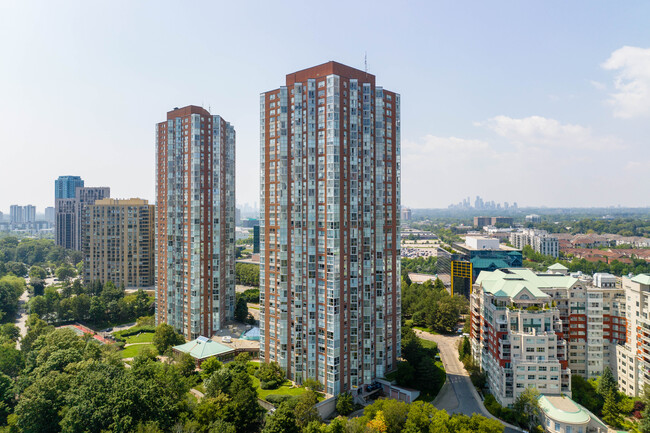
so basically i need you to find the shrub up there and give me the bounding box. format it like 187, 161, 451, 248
265, 394, 298, 405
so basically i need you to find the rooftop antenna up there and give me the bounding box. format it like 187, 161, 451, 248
364, 52, 367, 73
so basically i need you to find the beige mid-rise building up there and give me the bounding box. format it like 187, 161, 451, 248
83, 198, 155, 289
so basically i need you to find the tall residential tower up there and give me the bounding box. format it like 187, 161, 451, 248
260, 62, 401, 395
156, 106, 236, 339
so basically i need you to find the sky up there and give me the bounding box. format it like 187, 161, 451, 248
0, 0, 649, 213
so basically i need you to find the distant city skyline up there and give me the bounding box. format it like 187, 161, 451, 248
1, 1, 649, 210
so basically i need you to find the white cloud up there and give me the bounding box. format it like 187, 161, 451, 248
602, 46, 650, 118
478, 115, 622, 150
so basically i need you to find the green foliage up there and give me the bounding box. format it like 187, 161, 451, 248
401, 279, 467, 333
54, 264, 76, 282
458, 336, 471, 361
235, 263, 260, 287
28, 266, 47, 280
234, 295, 249, 323
303, 378, 323, 392
177, 352, 197, 378
597, 366, 617, 397
401, 256, 437, 274
262, 403, 300, 433
0, 372, 14, 426
335, 392, 354, 416
602, 390, 622, 428
294, 390, 320, 428
571, 374, 604, 415
395, 362, 415, 387
255, 361, 284, 390
240, 288, 260, 304
513, 387, 541, 431
112, 325, 156, 342
153, 323, 185, 354
27, 278, 154, 327
200, 357, 223, 379
0, 276, 25, 322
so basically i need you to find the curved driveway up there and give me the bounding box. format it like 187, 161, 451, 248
415, 330, 522, 433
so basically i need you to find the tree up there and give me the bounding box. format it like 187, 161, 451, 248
0, 276, 25, 320
303, 378, 323, 392
640, 405, 650, 433
367, 410, 388, 433
21, 314, 53, 354
336, 392, 354, 416
294, 390, 320, 428
0, 345, 24, 378
194, 393, 231, 428
400, 327, 424, 366
177, 352, 196, 377
598, 366, 617, 397
88, 296, 106, 324
395, 362, 416, 387
513, 387, 541, 431
30, 278, 45, 297
458, 336, 471, 361
602, 390, 622, 427
15, 372, 69, 433
153, 323, 185, 354
0, 324, 20, 343
416, 357, 438, 391
234, 295, 248, 323
200, 357, 223, 379
0, 372, 14, 425
262, 403, 300, 433
55, 264, 76, 282
28, 266, 46, 280
204, 368, 234, 398
256, 361, 284, 389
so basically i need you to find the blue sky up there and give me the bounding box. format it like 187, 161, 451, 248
1, 0, 648, 212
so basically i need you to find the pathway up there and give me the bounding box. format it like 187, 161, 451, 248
15, 287, 30, 349
415, 330, 523, 433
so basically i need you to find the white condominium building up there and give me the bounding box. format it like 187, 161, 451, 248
470, 267, 628, 407
510, 229, 559, 258
616, 274, 650, 396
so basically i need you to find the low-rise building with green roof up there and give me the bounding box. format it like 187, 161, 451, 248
173, 336, 259, 365
538, 394, 608, 433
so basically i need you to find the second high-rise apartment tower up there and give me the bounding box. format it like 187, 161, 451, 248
260, 62, 401, 395
156, 106, 236, 340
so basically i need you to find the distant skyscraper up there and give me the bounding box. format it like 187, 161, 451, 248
260, 61, 401, 395
55, 175, 84, 199
55, 199, 77, 249
156, 105, 236, 339
44, 206, 55, 223
24, 205, 36, 223
9, 205, 23, 224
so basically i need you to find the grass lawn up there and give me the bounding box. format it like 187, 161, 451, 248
248, 304, 260, 310
119, 343, 157, 359
418, 338, 438, 351
413, 326, 439, 335
194, 383, 206, 394
124, 332, 155, 344
251, 377, 307, 400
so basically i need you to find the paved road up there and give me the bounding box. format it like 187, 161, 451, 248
416, 330, 522, 433
15, 289, 30, 349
